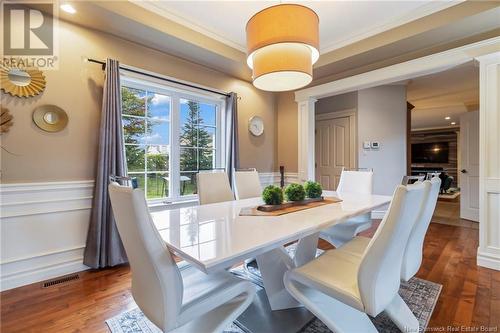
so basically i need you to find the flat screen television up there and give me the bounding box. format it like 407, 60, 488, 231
412, 142, 449, 163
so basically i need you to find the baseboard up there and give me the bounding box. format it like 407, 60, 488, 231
477, 249, 500, 270
0, 248, 89, 291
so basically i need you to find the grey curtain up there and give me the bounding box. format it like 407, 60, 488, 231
83, 59, 128, 269
225, 92, 239, 187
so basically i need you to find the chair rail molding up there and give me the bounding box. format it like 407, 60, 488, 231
477, 51, 500, 270
295, 37, 500, 270
258, 172, 299, 187
0, 180, 94, 291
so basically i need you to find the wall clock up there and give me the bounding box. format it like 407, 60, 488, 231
248, 116, 264, 136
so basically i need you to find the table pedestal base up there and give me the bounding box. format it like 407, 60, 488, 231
236, 288, 314, 333
256, 232, 320, 310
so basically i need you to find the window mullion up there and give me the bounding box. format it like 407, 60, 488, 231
144, 94, 149, 197
171, 94, 181, 200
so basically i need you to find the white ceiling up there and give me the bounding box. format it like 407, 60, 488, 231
133, 0, 459, 53
408, 62, 479, 130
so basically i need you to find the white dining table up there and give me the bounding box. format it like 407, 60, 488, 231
151, 190, 391, 312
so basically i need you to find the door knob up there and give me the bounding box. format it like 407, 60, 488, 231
461, 169, 467, 174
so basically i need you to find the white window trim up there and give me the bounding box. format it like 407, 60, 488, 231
120, 73, 226, 205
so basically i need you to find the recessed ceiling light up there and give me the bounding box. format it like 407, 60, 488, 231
60, 4, 76, 14
445, 116, 451, 120
451, 122, 456, 125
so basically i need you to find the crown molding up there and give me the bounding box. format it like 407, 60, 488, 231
295, 36, 500, 102
131, 0, 247, 53
320, 0, 464, 54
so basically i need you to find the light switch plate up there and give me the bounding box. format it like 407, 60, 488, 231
363, 141, 371, 149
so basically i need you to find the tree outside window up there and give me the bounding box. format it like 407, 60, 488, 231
122, 87, 170, 199
121, 83, 219, 201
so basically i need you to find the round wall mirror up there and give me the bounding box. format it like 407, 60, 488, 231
43, 111, 60, 124
8, 69, 32, 86
33, 105, 68, 132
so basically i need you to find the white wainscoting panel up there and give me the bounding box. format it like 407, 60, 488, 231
258, 172, 299, 187
0, 181, 94, 291
477, 52, 500, 271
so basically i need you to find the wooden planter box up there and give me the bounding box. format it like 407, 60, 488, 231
257, 197, 324, 212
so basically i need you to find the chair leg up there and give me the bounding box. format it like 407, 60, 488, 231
320, 224, 363, 248
320, 214, 373, 248
284, 273, 377, 333
384, 294, 419, 333
293, 232, 319, 267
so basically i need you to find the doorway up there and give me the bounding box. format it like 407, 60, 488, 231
294, 40, 500, 270
407, 61, 479, 225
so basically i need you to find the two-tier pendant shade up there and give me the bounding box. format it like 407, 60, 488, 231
246, 4, 319, 92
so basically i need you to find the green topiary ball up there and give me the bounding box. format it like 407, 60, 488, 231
285, 183, 306, 202
262, 185, 284, 205
304, 181, 323, 198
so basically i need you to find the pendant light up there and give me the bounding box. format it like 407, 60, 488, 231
246, 4, 319, 92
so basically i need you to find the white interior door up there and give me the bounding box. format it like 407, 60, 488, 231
460, 111, 479, 222
315, 116, 352, 190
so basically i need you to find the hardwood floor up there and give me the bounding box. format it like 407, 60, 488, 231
432, 198, 479, 229
1, 210, 498, 332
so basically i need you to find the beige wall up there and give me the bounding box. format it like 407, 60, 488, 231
0, 20, 276, 183
316, 92, 358, 114
357, 86, 407, 196
275, 92, 298, 173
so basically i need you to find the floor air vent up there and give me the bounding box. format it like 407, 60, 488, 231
42, 274, 80, 288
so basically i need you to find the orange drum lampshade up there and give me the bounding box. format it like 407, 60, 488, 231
246, 4, 319, 92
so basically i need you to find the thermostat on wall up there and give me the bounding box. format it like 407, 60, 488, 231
371, 141, 380, 149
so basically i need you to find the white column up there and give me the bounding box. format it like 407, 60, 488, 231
297, 98, 317, 183
476, 52, 500, 271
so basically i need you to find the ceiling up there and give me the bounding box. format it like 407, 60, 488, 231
134, 1, 456, 53
408, 61, 479, 130
57, 1, 500, 83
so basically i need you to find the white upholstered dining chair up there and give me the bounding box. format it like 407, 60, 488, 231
338, 177, 441, 281
196, 171, 234, 205
320, 169, 374, 248
234, 169, 262, 200
108, 183, 255, 333
402, 175, 425, 185
284, 182, 427, 333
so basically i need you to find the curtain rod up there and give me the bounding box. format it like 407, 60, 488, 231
86, 58, 231, 98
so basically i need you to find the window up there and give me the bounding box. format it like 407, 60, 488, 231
121, 76, 224, 203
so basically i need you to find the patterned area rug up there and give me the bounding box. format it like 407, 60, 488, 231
106, 246, 442, 333
232, 260, 442, 333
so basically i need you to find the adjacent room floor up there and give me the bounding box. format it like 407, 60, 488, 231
1, 208, 497, 333
433, 197, 479, 229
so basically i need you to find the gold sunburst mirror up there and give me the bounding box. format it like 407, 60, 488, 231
1, 65, 46, 97
0, 108, 14, 134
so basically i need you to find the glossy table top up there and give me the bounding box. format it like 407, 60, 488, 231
151, 191, 391, 273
